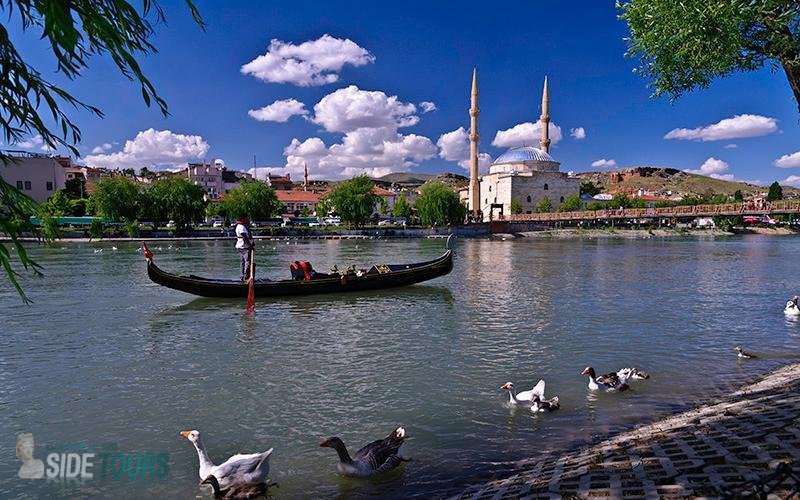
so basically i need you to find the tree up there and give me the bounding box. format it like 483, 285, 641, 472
89, 177, 140, 222
0, 1, 203, 300
325, 175, 380, 226
580, 180, 601, 197
734, 189, 744, 202
619, 0, 800, 113
510, 198, 523, 214
143, 176, 206, 230
415, 181, 467, 226
64, 177, 86, 199
767, 181, 784, 201
392, 193, 412, 219
536, 197, 553, 213
216, 181, 282, 222
559, 194, 583, 212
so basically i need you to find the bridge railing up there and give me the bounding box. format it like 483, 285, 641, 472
501, 200, 800, 222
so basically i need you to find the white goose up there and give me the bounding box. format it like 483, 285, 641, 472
785, 296, 800, 316
616, 367, 650, 382
180, 430, 273, 492
500, 380, 545, 406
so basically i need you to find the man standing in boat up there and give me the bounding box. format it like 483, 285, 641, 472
235, 216, 254, 282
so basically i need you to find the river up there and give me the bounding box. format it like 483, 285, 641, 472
2, 236, 799, 498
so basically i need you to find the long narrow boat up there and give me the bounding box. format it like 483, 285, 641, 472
142, 236, 453, 298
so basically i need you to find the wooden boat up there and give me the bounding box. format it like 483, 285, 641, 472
142, 236, 453, 298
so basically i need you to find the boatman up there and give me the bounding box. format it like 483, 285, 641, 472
235, 216, 254, 281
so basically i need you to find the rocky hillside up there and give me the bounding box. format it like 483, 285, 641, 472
576, 167, 797, 198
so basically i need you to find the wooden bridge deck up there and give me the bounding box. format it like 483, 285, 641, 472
503, 201, 800, 223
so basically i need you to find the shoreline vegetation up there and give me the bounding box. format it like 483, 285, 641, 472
458, 362, 800, 498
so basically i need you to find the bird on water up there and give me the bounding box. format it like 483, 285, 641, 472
319, 426, 409, 477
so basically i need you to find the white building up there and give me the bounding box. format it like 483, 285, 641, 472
187, 160, 224, 199
0, 151, 68, 202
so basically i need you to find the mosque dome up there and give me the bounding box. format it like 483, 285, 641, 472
490, 146, 560, 174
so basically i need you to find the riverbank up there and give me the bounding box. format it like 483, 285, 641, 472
498, 226, 800, 239
457, 363, 800, 498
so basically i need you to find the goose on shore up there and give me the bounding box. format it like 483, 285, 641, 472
500, 380, 545, 406
320, 426, 408, 477
617, 367, 650, 382
201, 474, 277, 499
735, 345, 758, 359
581, 367, 629, 392
180, 430, 273, 492
785, 296, 800, 316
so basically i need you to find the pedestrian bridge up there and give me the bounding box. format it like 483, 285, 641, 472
501, 200, 800, 222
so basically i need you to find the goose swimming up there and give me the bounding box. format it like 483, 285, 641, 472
617, 367, 650, 382
320, 426, 409, 477
581, 367, 629, 392
735, 345, 758, 359
785, 297, 800, 316
180, 430, 273, 492
500, 380, 545, 406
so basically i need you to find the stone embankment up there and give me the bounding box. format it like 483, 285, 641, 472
458, 364, 800, 499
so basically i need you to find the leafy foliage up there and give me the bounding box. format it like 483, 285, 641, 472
415, 181, 466, 226
767, 181, 784, 201
510, 198, 523, 214
536, 197, 553, 213
559, 194, 583, 212
142, 176, 206, 230
392, 193, 412, 219
619, 0, 800, 112
580, 180, 601, 197
324, 175, 379, 226
89, 176, 140, 222
215, 181, 282, 221
0, 175, 41, 302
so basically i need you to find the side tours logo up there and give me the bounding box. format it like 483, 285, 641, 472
16, 433, 169, 481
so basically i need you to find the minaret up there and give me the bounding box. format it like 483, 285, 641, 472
539, 76, 550, 153
469, 68, 480, 217
303, 162, 309, 191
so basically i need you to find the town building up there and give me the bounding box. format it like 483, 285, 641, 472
0, 151, 70, 202
266, 173, 293, 190
186, 160, 224, 199
222, 169, 253, 194
463, 74, 580, 221
372, 186, 397, 215
276, 190, 321, 216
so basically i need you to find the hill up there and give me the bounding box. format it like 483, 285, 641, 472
576, 167, 798, 198
374, 171, 468, 190
375, 172, 435, 184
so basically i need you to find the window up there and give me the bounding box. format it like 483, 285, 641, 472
24, 181, 31, 190
560, 196, 564, 203
526, 195, 531, 203
16, 181, 23, 190
46, 181, 53, 191
543, 183, 549, 190
488, 185, 492, 192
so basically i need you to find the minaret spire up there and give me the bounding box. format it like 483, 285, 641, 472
303, 162, 309, 191
539, 76, 550, 153
469, 68, 480, 218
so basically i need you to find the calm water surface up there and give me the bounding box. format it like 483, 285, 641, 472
2, 236, 800, 498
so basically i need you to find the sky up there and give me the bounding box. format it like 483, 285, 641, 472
6, 0, 800, 186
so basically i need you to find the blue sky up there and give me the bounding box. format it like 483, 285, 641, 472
7, 0, 800, 185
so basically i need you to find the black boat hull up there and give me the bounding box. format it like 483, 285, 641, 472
146, 249, 453, 298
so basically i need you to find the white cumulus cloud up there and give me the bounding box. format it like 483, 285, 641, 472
436, 127, 491, 170
781, 175, 800, 188
664, 114, 778, 141
14, 134, 54, 151
241, 34, 374, 87
491, 120, 562, 148
775, 151, 800, 168
724, 143, 738, 149
91, 143, 113, 154
684, 157, 734, 180
591, 158, 617, 169
312, 85, 419, 133
248, 98, 308, 123
84, 128, 210, 170
419, 101, 437, 113
570, 127, 586, 140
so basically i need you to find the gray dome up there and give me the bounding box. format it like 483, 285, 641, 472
492, 146, 555, 165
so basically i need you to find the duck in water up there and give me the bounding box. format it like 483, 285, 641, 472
735, 345, 758, 359
319, 427, 409, 477
785, 296, 800, 316
581, 367, 629, 392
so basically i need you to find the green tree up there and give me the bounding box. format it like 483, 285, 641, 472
216, 181, 282, 221
325, 175, 380, 226
607, 193, 632, 209
619, 0, 800, 112
734, 189, 744, 202
0, 1, 203, 300
510, 198, 523, 214
536, 197, 553, 213
415, 181, 467, 226
143, 176, 206, 230
392, 193, 412, 219
315, 197, 332, 218
64, 177, 86, 198
580, 180, 601, 196
559, 194, 583, 212
767, 181, 784, 201
89, 177, 140, 222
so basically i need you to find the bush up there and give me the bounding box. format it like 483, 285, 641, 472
536, 197, 553, 213
510, 198, 523, 214
89, 219, 104, 239
559, 194, 582, 212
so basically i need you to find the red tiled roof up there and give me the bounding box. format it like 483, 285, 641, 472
372, 186, 396, 197
275, 190, 321, 202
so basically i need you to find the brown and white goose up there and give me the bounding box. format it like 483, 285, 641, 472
500, 380, 545, 406
320, 426, 409, 477
735, 345, 758, 359
581, 367, 629, 392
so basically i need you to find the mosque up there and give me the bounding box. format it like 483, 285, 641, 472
462, 71, 580, 221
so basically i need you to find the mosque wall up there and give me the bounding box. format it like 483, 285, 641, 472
479, 171, 579, 220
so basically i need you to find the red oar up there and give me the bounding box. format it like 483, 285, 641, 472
245, 247, 255, 314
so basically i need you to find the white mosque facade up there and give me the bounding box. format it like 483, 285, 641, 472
463, 74, 580, 222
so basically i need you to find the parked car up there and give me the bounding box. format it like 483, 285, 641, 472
323, 216, 342, 225
166, 220, 176, 229
212, 220, 223, 228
